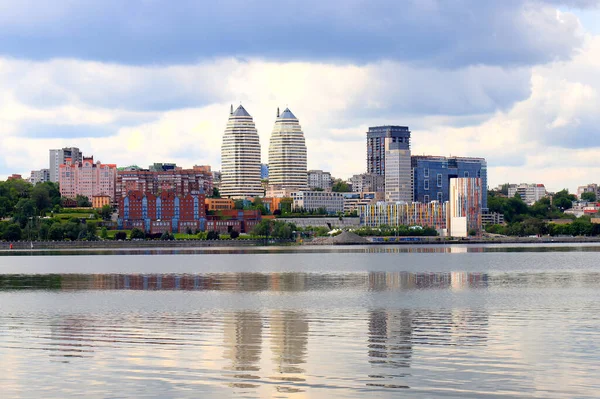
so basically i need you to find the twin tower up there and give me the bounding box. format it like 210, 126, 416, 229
220, 105, 308, 198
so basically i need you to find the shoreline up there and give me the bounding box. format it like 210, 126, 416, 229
2, 236, 600, 252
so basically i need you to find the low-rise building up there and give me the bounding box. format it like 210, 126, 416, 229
205, 198, 235, 212
92, 195, 111, 209
292, 191, 344, 214
482, 211, 505, 225
564, 201, 600, 218
343, 192, 385, 213
308, 170, 332, 191
359, 201, 448, 230
206, 209, 261, 234
577, 184, 599, 200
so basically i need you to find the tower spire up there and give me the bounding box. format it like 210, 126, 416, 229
230, 104, 233, 115
277, 107, 280, 118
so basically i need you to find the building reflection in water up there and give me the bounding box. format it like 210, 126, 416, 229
222, 311, 263, 388
270, 310, 309, 376
368, 309, 413, 369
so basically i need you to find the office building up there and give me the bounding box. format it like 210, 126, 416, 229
308, 170, 332, 191
261, 164, 269, 180
28, 169, 50, 185
507, 183, 546, 205
412, 156, 488, 209
268, 107, 308, 190
220, 105, 262, 198
448, 178, 483, 237
49, 147, 82, 183
385, 136, 412, 203
59, 156, 117, 203
291, 191, 344, 214
367, 126, 411, 176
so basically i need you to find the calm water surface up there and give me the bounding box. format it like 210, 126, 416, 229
1, 244, 599, 398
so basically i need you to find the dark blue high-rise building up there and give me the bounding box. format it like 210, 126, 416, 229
367, 126, 411, 176
412, 156, 488, 209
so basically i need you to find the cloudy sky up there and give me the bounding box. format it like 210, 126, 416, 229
1, 0, 600, 192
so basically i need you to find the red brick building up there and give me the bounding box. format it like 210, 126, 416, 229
206, 209, 261, 234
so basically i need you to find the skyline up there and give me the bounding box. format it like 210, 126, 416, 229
1, 1, 600, 192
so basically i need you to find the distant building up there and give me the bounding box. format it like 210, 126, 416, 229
385, 136, 412, 203
291, 191, 344, 214
412, 156, 488, 209
118, 190, 206, 233
92, 195, 111, 209
577, 184, 599, 200
149, 163, 178, 172
261, 164, 269, 180
359, 201, 448, 231
59, 156, 117, 203
221, 105, 262, 198
308, 170, 332, 191
49, 147, 82, 183
482, 211, 505, 225
342, 192, 385, 214
205, 198, 235, 212
448, 178, 483, 237
7, 174, 23, 181
507, 183, 546, 205
206, 209, 261, 234
28, 169, 50, 185
116, 166, 212, 204
350, 173, 384, 193
266, 185, 296, 198
367, 126, 411, 177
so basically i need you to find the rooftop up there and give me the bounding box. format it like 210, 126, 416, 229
231, 105, 251, 117
279, 107, 297, 119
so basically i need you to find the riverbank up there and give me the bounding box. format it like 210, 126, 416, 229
2, 236, 600, 251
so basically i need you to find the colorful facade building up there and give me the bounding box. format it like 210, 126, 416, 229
448, 178, 483, 237
59, 156, 117, 203
118, 190, 206, 233
359, 201, 448, 230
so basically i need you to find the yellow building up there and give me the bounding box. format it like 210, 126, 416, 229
205, 198, 235, 212
92, 195, 111, 209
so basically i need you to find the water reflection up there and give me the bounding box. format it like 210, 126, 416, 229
224, 311, 263, 388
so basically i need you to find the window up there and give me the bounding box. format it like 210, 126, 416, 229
424, 195, 430, 202
464, 171, 469, 177
437, 174, 443, 188
424, 180, 429, 190
437, 192, 443, 202
424, 168, 429, 178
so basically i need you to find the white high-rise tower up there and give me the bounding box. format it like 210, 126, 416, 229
268, 107, 308, 191
220, 105, 263, 198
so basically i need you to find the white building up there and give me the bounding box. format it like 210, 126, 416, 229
268, 108, 308, 191
220, 105, 263, 198
308, 170, 332, 191
507, 183, 546, 205
49, 147, 82, 183
292, 191, 344, 214
350, 173, 384, 193
384, 137, 412, 203
28, 169, 50, 185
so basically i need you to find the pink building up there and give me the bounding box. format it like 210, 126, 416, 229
59, 156, 117, 203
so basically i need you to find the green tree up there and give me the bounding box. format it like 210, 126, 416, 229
76, 195, 91, 207
130, 228, 145, 240
100, 205, 113, 221
229, 229, 240, 239
211, 187, 221, 198
552, 189, 577, 211
100, 227, 108, 239
581, 192, 597, 202
30, 185, 51, 213
38, 223, 50, 240
207, 230, 220, 240
86, 221, 98, 240
332, 179, 351, 192
4, 223, 22, 241
48, 224, 65, 240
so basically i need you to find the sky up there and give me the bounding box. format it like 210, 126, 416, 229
1, 0, 600, 193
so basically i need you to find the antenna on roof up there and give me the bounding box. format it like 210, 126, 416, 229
230, 104, 233, 115
277, 107, 280, 117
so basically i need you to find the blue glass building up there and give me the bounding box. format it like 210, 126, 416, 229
261, 163, 269, 180
412, 156, 488, 209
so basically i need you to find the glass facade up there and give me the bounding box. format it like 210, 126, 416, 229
412, 156, 488, 209
367, 126, 411, 176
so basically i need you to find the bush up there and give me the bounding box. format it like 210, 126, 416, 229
130, 228, 145, 240
229, 230, 240, 239
207, 231, 219, 240
160, 231, 174, 240
115, 231, 127, 240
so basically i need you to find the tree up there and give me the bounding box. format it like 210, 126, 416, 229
160, 231, 174, 240
76, 195, 91, 207
332, 179, 351, 192
30, 185, 51, 213
211, 187, 221, 198
207, 230, 220, 240
64, 220, 81, 241
4, 224, 22, 241
100, 205, 113, 221
86, 221, 98, 240
115, 231, 127, 240
38, 223, 50, 240
100, 227, 108, 239
552, 189, 577, 211
48, 224, 64, 240
581, 192, 597, 202
130, 228, 145, 240
229, 229, 240, 239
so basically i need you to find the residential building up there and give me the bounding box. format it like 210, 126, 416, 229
385, 136, 412, 203
343, 191, 385, 213
564, 201, 600, 218
367, 125, 411, 176
350, 173, 384, 193
291, 191, 344, 214
268, 107, 308, 190
149, 163, 178, 172
205, 198, 235, 212
482, 211, 505, 225
577, 184, 599, 200
118, 190, 206, 233
59, 156, 117, 203
220, 105, 262, 198
28, 169, 50, 185
507, 183, 546, 205
7, 174, 23, 181
412, 155, 488, 209
116, 166, 212, 203
260, 197, 290, 213
448, 178, 483, 237
266, 185, 296, 198
359, 201, 448, 230
308, 170, 332, 191
49, 147, 82, 183
212, 171, 222, 190
92, 195, 111, 209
